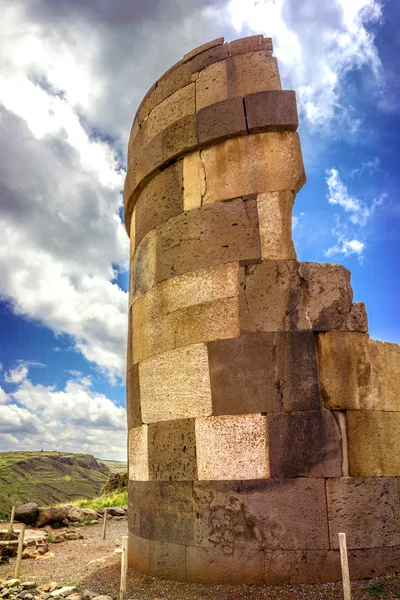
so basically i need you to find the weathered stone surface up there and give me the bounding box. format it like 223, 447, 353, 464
126, 363, 142, 430
129, 480, 194, 545
36, 507, 68, 528
155, 61, 192, 108
197, 97, 247, 145
183, 37, 224, 63
267, 410, 342, 478
257, 191, 296, 260
139, 344, 212, 422
183, 151, 205, 211
341, 301, 368, 332
298, 262, 353, 331
15, 503, 39, 525
132, 263, 240, 363
128, 426, 149, 481
326, 477, 400, 549
189, 43, 229, 74
316, 332, 400, 411
137, 82, 158, 124
129, 208, 135, 257
347, 410, 400, 476
239, 261, 308, 333
195, 414, 269, 480
208, 332, 320, 415
128, 532, 150, 574
347, 546, 400, 579
133, 160, 183, 249
147, 83, 195, 140
196, 54, 281, 110
162, 114, 197, 162
228, 35, 264, 56
200, 132, 305, 204
147, 418, 197, 481
149, 539, 186, 581
66, 506, 83, 522
245, 90, 298, 132
186, 545, 265, 583
264, 550, 341, 584
127, 124, 163, 191
130, 229, 156, 304
154, 198, 261, 283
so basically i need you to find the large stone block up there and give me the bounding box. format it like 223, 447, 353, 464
154, 198, 261, 283
186, 545, 265, 583
128, 426, 149, 481
147, 83, 195, 140
129, 480, 194, 545
128, 532, 150, 574
195, 414, 269, 480
268, 410, 342, 478
161, 114, 197, 162
200, 132, 305, 204
245, 90, 298, 132
264, 550, 341, 584
133, 160, 183, 249
316, 332, 400, 411
257, 191, 297, 260
149, 539, 186, 581
139, 343, 212, 422
147, 418, 197, 481
228, 35, 264, 56
298, 262, 353, 331
208, 331, 321, 416
326, 477, 400, 549
126, 363, 142, 429
189, 43, 229, 74
197, 97, 247, 145
196, 53, 281, 110
155, 61, 193, 108
183, 37, 224, 63
347, 410, 400, 476
183, 151, 205, 211
239, 261, 309, 332
130, 229, 156, 304
132, 264, 240, 363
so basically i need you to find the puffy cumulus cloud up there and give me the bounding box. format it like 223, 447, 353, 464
0, 366, 126, 460
227, 0, 383, 130
325, 236, 365, 258
0, 386, 9, 404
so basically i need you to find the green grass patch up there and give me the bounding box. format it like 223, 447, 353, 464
71, 490, 128, 510
365, 582, 387, 597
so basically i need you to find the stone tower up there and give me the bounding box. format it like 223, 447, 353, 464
124, 36, 400, 584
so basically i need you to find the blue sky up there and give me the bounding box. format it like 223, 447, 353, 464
0, 0, 398, 460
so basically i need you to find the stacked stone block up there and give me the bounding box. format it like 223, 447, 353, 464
125, 35, 400, 584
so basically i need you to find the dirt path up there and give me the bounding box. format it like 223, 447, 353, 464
1, 520, 400, 599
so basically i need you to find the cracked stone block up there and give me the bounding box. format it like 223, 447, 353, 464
186, 545, 265, 583
347, 410, 400, 476
183, 150, 206, 211
147, 83, 195, 140
128, 425, 149, 481
134, 160, 183, 250
341, 301, 368, 332
197, 97, 247, 145
129, 480, 194, 545
195, 414, 269, 480
139, 343, 212, 422
183, 37, 225, 63
316, 332, 400, 411
128, 532, 150, 574
148, 418, 197, 481
298, 262, 353, 331
326, 477, 400, 549
132, 263, 240, 363
149, 539, 186, 581
239, 261, 309, 332
154, 198, 261, 283
208, 332, 321, 416
161, 114, 197, 162
196, 53, 281, 110
200, 132, 306, 204
257, 191, 297, 260
130, 229, 156, 304
245, 90, 298, 132
126, 363, 142, 429
267, 410, 342, 478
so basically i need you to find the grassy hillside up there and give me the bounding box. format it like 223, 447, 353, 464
98, 459, 127, 473
0, 451, 111, 518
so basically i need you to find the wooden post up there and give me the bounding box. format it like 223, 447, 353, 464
102, 508, 108, 540
119, 535, 128, 600
338, 532, 351, 600
5, 506, 16, 539
14, 523, 26, 579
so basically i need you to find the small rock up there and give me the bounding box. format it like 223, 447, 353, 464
6, 581, 20, 588
106, 507, 125, 517
51, 534, 65, 544
66, 507, 83, 523
64, 595, 82, 600
91, 596, 113, 600
15, 503, 39, 526
36, 507, 68, 528
81, 591, 97, 600
81, 509, 97, 520
20, 584, 36, 591
49, 587, 76, 598
19, 593, 33, 600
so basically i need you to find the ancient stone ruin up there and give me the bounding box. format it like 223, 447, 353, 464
124, 35, 400, 584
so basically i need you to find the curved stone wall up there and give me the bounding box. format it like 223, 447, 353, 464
125, 35, 400, 584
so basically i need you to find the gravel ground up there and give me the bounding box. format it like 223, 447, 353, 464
1, 519, 400, 599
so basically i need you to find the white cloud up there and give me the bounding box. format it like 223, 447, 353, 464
227, 0, 383, 129
4, 364, 29, 384
351, 157, 380, 177
0, 386, 9, 404
325, 237, 365, 258
0, 365, 126, 460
